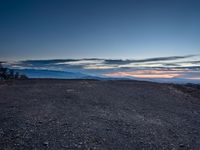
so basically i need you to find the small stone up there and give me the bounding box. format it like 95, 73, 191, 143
0, 128, 4, 133
0, 128, 4, 137
179, 144, 185, 147
10, 128, 15, 131
106, 128, 110, 131
43, 141, 49, 146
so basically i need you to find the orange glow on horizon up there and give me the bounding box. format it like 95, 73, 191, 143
104, 70, 182, 79
186, 77, 200, 80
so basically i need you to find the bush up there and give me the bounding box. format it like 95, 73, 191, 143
0, 62, 28, 80
14, 72, 19, 79
20, 74, 28, 80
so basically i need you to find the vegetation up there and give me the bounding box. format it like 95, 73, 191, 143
0, 62, 28, 80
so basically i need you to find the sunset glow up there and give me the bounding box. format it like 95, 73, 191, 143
104, 69, 200, 81
186, 77, 200, 80
104, 70, 182, 79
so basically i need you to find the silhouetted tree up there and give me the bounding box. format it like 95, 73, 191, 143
15, 72, 19, 79
20, 74, 28, 79
0, 63, 8, 80
0, 62, 28, 80
9, 69, 14, 79
0, 62, 3, 80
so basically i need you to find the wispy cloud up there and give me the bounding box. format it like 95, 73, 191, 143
5, 54, 198, 70
104, 55, 196, 65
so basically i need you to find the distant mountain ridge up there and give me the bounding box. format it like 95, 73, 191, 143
13, 69, 91, 79
13, 68, 200, 84
13, 68, 130, 80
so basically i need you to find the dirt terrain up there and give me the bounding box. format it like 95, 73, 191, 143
0, 79, 200, 150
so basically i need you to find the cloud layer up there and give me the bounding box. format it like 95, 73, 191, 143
3, 54, 200, 82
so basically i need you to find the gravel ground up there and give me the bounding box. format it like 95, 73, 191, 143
0, 79, 200, 150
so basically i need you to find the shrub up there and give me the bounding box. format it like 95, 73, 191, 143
0, 62, 28, 80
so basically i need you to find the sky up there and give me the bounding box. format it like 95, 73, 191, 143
0, 0, 200, 60
0, 0, 200, 82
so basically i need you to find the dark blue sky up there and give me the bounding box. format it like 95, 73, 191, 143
1, 0, 200, 60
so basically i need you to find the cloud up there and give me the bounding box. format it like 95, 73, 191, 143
104, 70, 181, 79
104, 55, 196, 65
161, 63, 181, 67
185, 60, 200, 65
7, 54, 196, 70
104, 68, 200, 80
104, 59, 133, 65
3, 54, 199, 79
2, 54, 200, 82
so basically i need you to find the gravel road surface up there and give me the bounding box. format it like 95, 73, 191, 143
0, 79, 200, 150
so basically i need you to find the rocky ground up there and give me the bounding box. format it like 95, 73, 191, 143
0, 79, 200, 150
